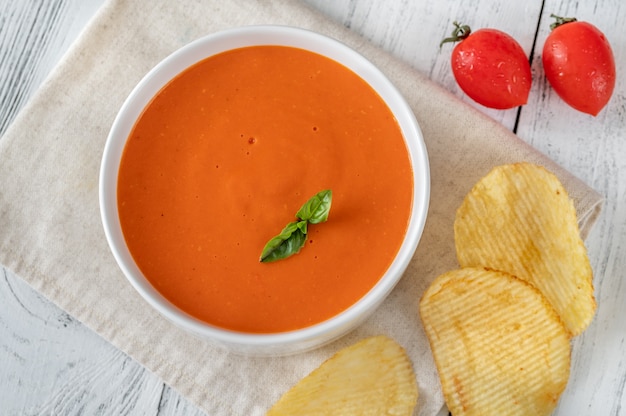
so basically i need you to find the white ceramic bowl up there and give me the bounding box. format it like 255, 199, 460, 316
99, 25, 430, 356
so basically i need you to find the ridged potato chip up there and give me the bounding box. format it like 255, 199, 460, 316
454, 162, 595, 336
420, 268, 571, 416
266, 335, 418, 416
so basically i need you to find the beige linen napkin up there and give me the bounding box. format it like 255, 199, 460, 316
0, 0, 602, 415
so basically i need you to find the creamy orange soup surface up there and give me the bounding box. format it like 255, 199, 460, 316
118, 45, 413, 333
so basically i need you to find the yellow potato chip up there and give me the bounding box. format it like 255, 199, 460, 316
266, 335, 418, 416
454, 162, 595, 336
420, 267, 571, 416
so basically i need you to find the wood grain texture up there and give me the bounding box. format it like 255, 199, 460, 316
1, 0, 93, 135
1, 0, 625, 414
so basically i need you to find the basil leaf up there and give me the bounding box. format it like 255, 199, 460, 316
259, 221, 308, 263
259, 189, 332, 263
296, 189, 332, 224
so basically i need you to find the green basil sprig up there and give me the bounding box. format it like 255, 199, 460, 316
260, 189, 332, 263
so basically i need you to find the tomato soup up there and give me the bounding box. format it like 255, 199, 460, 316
118, 45, 413, 333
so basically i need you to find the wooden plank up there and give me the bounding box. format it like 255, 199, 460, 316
305, 0, 544, 130
519, 0, 626, 414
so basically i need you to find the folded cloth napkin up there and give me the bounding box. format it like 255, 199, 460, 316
0, 0, 603, 414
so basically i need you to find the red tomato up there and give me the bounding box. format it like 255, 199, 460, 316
542, 15, 615, 116
441, 22, 532, 109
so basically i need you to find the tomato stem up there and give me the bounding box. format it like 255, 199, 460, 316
440, 21, 472, 48
549, 14, 577, 30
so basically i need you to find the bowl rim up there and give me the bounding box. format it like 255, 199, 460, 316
99, 24, 430, 352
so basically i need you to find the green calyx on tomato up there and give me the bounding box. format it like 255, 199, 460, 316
440, 22, 532, 110
440, 21, 472, 47
548, 14, 577, 30
542, 14, 615, 116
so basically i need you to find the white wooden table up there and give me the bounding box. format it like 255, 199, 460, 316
1, 1, 624, 414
